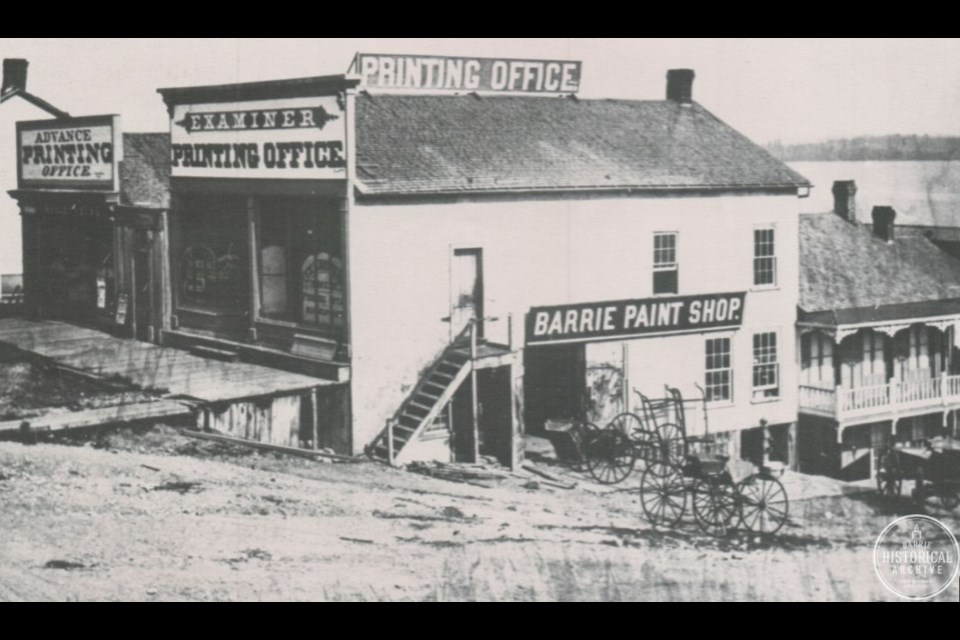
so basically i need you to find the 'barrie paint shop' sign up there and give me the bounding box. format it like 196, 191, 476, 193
169, 96, 346, 180
526, 292, 747, 346
354, 54, 582, 94
16, 115, 121, 191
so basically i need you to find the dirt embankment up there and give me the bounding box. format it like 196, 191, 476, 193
0, 428, 957, 602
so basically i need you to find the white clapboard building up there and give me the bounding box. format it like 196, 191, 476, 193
150, 58, 811, 467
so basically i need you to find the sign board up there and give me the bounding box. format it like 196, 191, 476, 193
353, 54, 582, 95
526, 292, 747, 346
16, 115, 121, 191
114, 293, 128, 325
169, 96, 346, 180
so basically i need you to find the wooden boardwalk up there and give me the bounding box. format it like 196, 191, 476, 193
0, 318, 334, 404
0, 400, 193, 435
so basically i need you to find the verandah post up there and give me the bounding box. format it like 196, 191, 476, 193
470, 319, 479, 464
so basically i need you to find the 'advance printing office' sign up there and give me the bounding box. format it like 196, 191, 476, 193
526, 292, 747, 346
353, 54, 582, 95
169, 96, 346, 180
16, 115, 121, 191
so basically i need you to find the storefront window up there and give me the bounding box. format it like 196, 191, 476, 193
177, 194, 249, 312
256, 197, 344, 331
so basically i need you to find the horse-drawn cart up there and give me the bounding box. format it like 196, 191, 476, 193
568, 385, 790, 536
876, 438, 960, 510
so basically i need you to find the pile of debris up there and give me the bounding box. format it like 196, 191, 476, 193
407, 459, 578, 491
407, 460, 510, 487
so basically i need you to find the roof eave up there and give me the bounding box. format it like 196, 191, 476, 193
356, 181, 809, 200
158, 74, 361, 107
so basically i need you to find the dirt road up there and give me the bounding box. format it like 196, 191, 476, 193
0, 430, 957, 601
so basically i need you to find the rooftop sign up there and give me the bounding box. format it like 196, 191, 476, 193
352, 54, 582, 95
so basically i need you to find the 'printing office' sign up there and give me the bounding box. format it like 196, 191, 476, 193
169, 96, 346, 180
17, 115, 121, 191
526, 292, 747, 346
353, 54, 582, 95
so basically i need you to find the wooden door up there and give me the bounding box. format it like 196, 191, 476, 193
451, 248, 483, 339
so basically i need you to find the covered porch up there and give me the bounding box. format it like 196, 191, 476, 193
798, 301, 960, 428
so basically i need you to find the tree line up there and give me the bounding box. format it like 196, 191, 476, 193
766, 135, 960, 161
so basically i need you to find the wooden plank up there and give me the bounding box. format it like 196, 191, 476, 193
177, 428, 362, 462
521, 461, 576, 488
0, 400, 192, 435
272, 394, 301, 447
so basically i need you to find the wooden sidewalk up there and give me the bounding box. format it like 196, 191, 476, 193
0, 318, 337, 436
0, 318, 332, 402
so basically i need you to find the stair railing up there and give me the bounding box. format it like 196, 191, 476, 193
382, 319, 477, 465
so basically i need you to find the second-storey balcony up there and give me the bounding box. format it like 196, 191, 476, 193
801, 373, 960, 424
797, 314, 960, 426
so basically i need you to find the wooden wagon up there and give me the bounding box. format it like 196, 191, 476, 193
876, 438, 960, 510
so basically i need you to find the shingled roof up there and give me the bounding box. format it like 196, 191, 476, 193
120, 133, 170, 208
355, 94, 810, 196
799, 212, 960, 324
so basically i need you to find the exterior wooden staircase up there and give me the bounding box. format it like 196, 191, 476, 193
370, 322, 476, 465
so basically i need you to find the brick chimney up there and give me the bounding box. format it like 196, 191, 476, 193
872, 206, 896, 243
666, 69, 695, 104
2, 59, 28, 97
832, 180, 857, 223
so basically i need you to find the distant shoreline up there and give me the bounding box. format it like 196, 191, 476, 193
768, 135, 960, 162
787, 159, 960, 163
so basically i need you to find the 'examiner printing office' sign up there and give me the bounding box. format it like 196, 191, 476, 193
526, 292, 747, 345
17, 115, 121, 191
169, 96, 346, 180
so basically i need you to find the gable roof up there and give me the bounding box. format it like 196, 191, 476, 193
799, 212, 960, 323
355, 94, 810, 196
120, 133, 170, 208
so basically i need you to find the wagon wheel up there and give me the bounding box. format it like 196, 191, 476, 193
877, 473, 902, 499
738, 474, 789, 536
572, 422, 602, 472
691, 473, 739, 537
639, 462, 687, 527
657, 422, 687, 466
583, 427, 635, 485
633, 425, 662, 467
939, 489, 960, 510
607, 412, 644, 438
608, 412, 659, 467
912, 472, 928, 507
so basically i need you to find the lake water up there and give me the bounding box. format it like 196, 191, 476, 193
788, 160, 960, 227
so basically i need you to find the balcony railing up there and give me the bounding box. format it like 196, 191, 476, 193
800, 373, 960, 422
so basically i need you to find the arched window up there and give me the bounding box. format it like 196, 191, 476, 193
181, 245, 217, 305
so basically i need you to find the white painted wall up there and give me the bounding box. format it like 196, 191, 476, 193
348, 192, 802, 454
0, 98, 51, 276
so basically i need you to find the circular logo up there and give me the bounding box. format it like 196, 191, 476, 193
874, 515, 960, 600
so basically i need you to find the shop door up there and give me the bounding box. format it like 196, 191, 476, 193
451, 248, 484, 340
523, 343, 587, 434
478, 367, 513, 466
41, 216, 113, 325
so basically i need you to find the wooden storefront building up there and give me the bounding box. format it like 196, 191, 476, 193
10, 116, 170, 344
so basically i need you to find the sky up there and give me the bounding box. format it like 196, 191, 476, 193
2, 38, 960, 144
